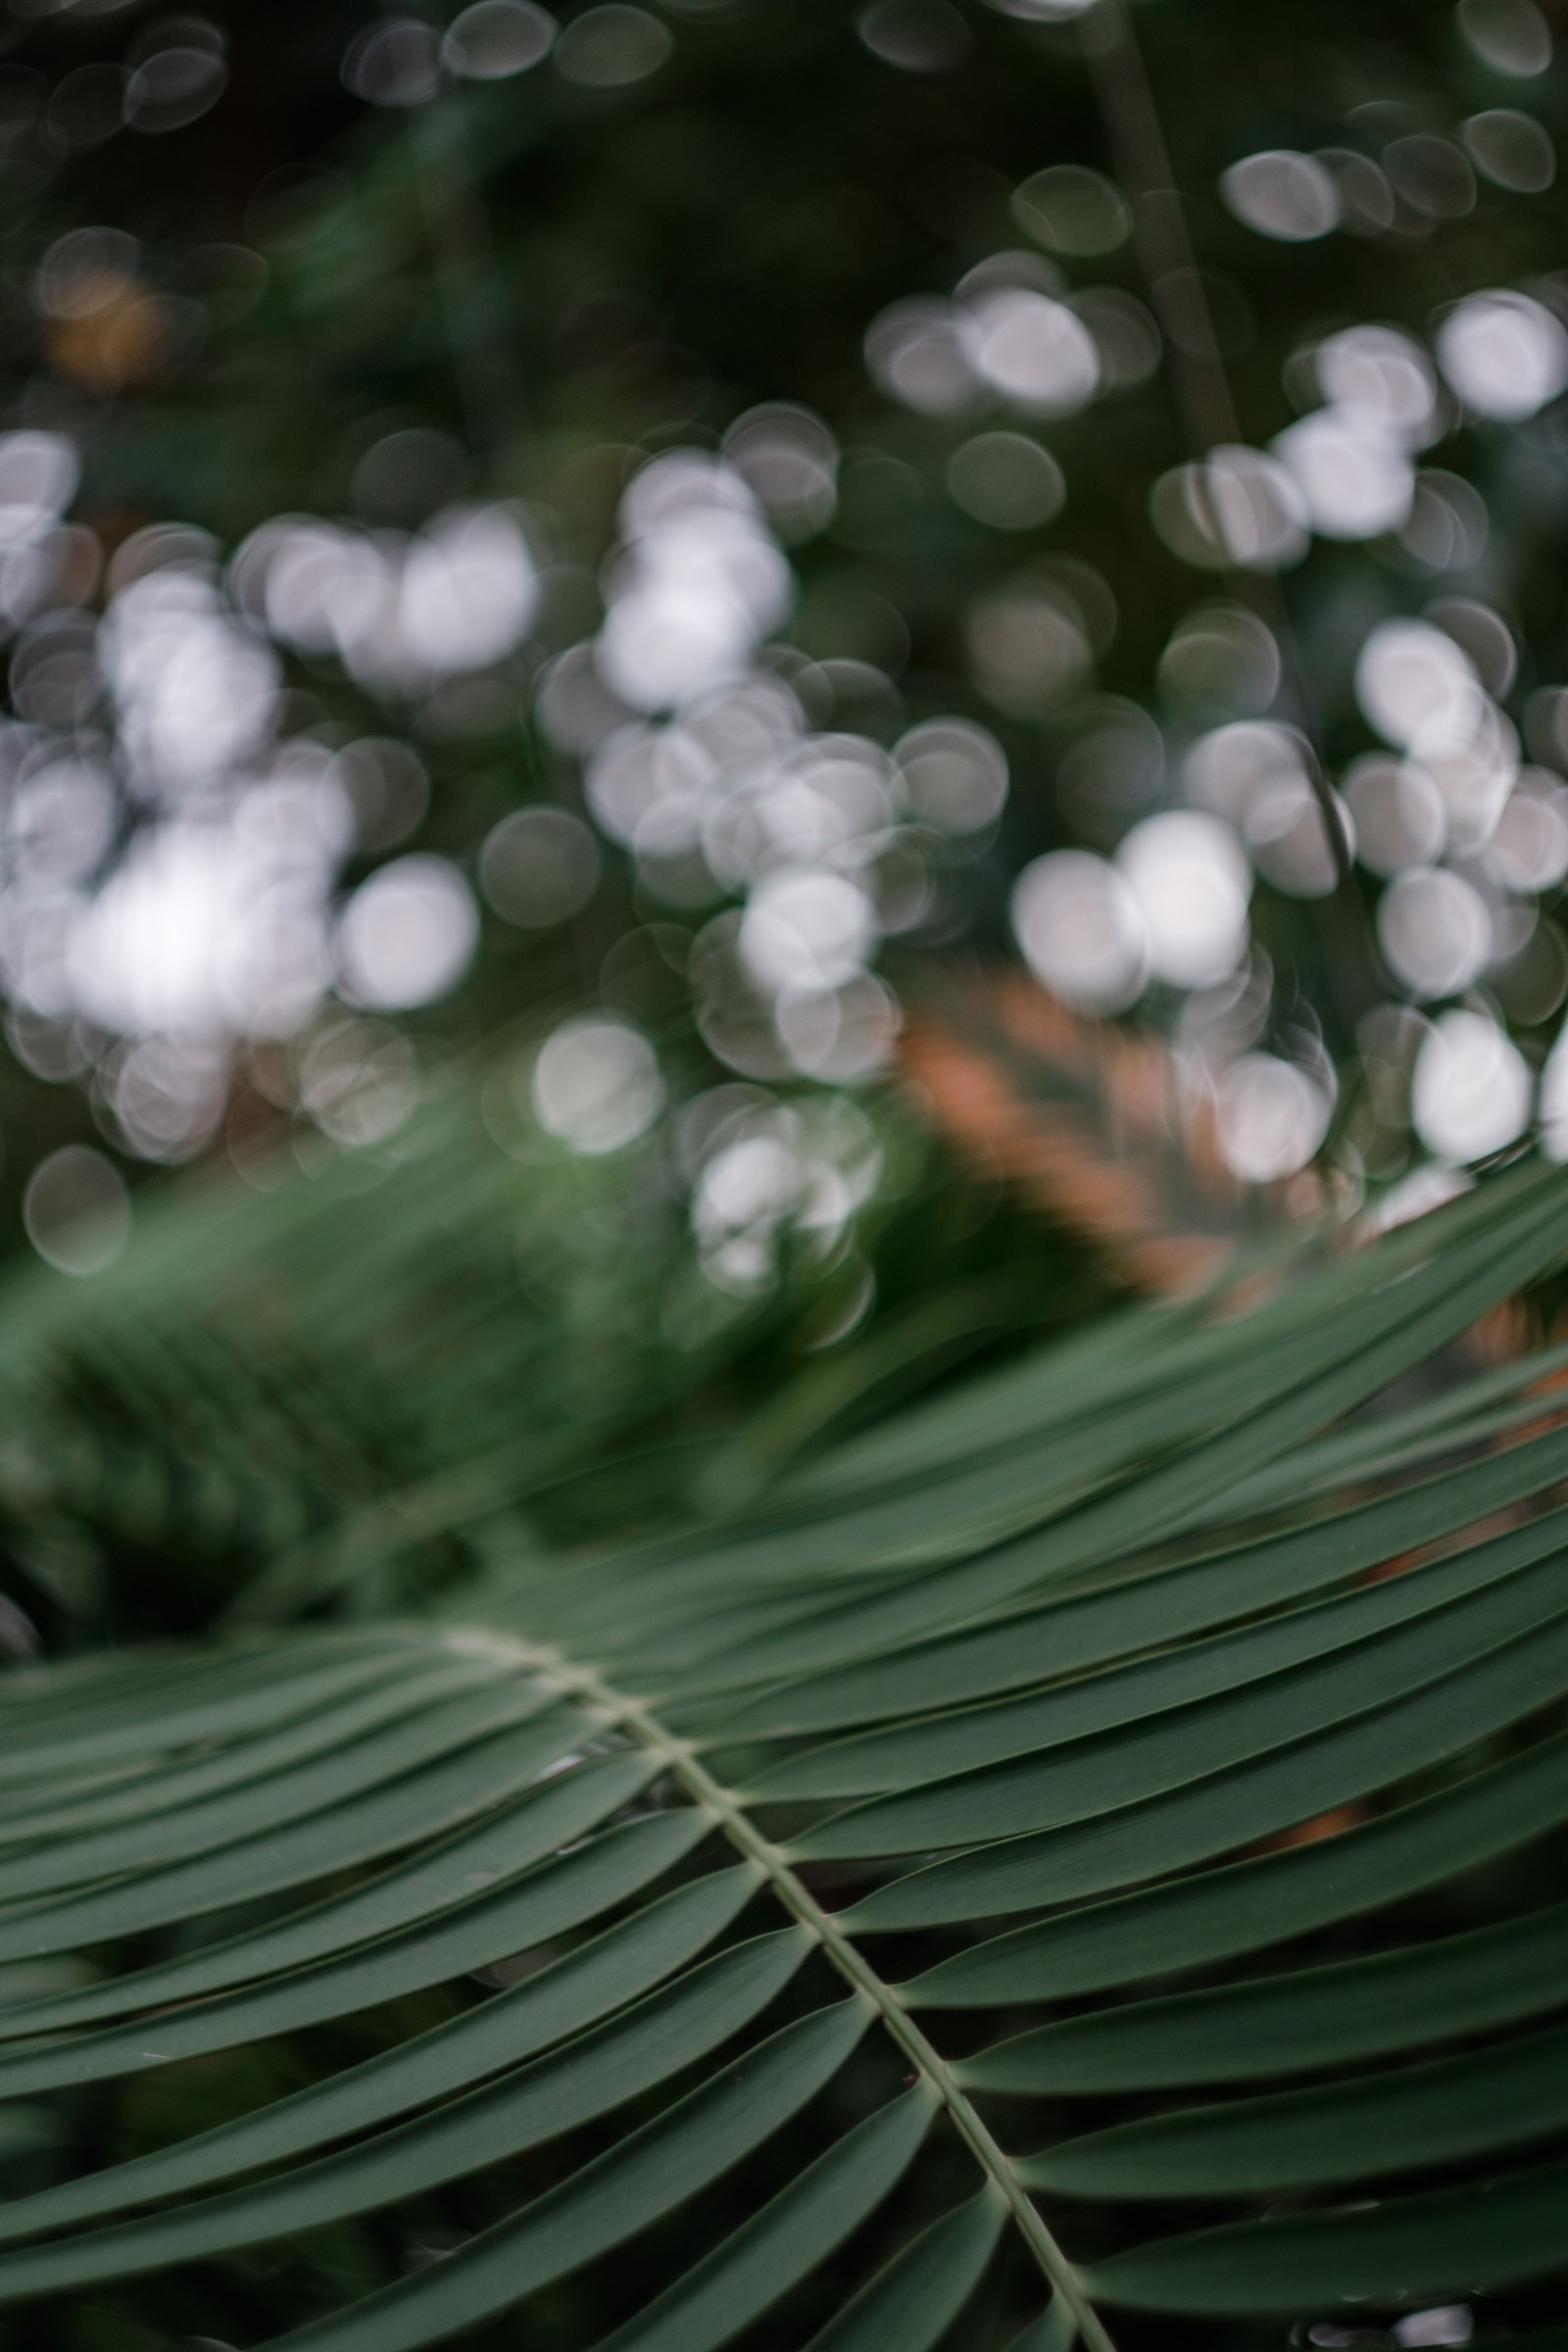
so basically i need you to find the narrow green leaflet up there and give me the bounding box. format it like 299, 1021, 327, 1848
1084, 2155, 1568, 2313
905, 1725, 1568, 2003
0, 1702, 605, 1958
541, 1168, 1566, 1669
0, 1672, 565, 1899
1006, 2301, 1083, 2352
1021, 2018, 1568, 2196
707, 1396, 1568, 1742
796, 2190, 1005, 2352
797, 1537, 1568, 1857
0, 1866, 759, 2228
0, 1933, 811, 2299
267, 2002, 871, 2352
848, 1612, 1568, 1928
0, 1651, 511, 1847
587, 2085, 935, 2352
745, 1489, 1568, 1800
0, 1747, 665, 2041
956, 1902, 1568, 2090
0, 1636, 436, 1778
642, 1172, 1568, 1696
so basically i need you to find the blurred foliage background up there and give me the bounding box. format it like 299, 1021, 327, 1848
0, 0, 1564, 1206
0, 0, 1564, 1637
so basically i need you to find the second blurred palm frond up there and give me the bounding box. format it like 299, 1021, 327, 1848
900, 969, 1296, 1294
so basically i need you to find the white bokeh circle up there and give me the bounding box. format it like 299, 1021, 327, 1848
1410, 1009, 1532, 1161
1116, 811, 1251, 990
335, 856, 478, 1009
531, 1017, 664, 1153
1010, 850, 1148, 1012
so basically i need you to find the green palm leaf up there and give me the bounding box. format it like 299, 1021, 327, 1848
4, 1154, 1568, 2347
0, 1058, 822, 1636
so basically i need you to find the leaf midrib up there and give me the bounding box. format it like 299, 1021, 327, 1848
463, 1628, 1116, 2352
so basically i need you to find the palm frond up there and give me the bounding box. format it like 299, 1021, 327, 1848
900, 969, 1285, 1292
0, 1056, 800, 1635
3, 1159, 1568, 2345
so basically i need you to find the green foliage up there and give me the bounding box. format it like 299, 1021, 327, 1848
0, 1053, 731, 1635
5, 0, 1568, 1273
0, 1043, 945, 1638
0, 1146, 1566, 2346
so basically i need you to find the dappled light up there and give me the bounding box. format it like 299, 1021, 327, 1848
4, 0, 1568, 1259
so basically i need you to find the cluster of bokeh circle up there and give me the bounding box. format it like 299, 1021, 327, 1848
4, 0, 1568, 1279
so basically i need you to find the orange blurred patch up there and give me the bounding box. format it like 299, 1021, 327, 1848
1253, 1802, 1370, 1853
901, 971, 1286, 1295
43, 276, 174, 393
1358, 1499, 1543, 1588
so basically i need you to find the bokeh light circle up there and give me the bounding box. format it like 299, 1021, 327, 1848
1215, 1053, 1332, 1182
531, 1017, 664, 1152
1376, 865, 1494, 999
1220, 150, 1339, 241
1436, 289, 1568, 421
1410, 1008, 1532, 1161
1011, 849, 1148, 1012
335, 856, 479, 1009
480, 808, 602, 927
1116, 810, 1252, 989
24, 1145, 131, 1275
